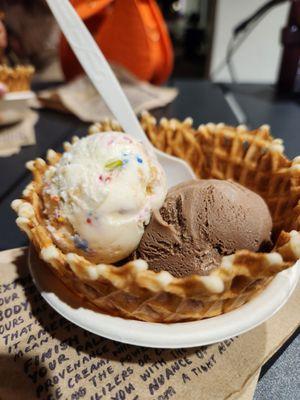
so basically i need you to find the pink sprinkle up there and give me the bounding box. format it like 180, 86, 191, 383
99, 174, 111, 183
123, 136, 132, 143
108, 139, 114, 145
86, 218, 92, 224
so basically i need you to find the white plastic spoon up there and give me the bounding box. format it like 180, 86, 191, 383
45, 0, 195, 187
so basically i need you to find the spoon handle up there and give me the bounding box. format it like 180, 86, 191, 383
45, 0, 149, 143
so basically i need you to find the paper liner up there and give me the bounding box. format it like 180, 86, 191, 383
0, 65, 35, 92
11, 113, 300, 322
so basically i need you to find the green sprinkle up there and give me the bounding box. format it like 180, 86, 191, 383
105, 159, 123, 171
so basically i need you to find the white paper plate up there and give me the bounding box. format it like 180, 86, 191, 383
29, 246, 300, 348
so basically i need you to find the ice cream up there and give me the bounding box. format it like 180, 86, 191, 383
136, 179, 272, 277
42, 131, 167, 263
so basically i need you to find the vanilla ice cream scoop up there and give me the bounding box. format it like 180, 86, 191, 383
42, 131, 167, 263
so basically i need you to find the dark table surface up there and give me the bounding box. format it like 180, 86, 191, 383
0, 80, 299, 399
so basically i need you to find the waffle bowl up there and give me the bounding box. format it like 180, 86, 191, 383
0, 65, 35, 92
12, 113, 300, 323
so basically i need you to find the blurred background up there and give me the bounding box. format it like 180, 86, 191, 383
0, 0, 294, 87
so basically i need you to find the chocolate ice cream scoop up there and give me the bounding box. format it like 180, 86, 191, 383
136, 179, 272, 278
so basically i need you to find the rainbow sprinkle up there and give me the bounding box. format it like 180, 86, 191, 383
73, 234, 89, 251
105, 159, 123, 171
99, 174, 112, 184
51, 195, 60, 202
123, 136, 132, 143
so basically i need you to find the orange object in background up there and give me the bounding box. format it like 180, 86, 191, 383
60, 0, 174, 84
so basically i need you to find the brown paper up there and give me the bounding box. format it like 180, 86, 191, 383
0, 111, 37, 157
36, 66, 178, 123
0, 247, 299, 400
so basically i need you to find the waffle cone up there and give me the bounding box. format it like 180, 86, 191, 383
0, 65, 35, 92
12, 113, 300, 322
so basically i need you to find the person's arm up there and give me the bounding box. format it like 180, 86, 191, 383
0, 19, 7, 59
0, 19, 7, 97
0, 82, 7, 97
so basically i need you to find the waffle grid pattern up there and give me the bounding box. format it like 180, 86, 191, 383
0, 65, 35, 92
11, 113, 300, 322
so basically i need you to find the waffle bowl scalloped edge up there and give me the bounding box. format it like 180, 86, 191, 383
11, 112, 300, 322
0, 65, 35, 92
